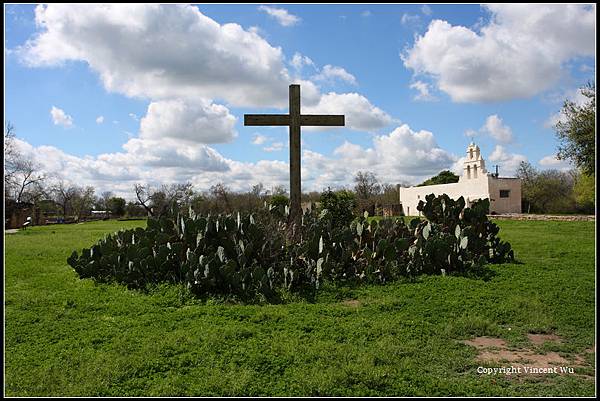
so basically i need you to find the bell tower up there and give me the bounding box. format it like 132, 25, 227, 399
463, 142, 487, 180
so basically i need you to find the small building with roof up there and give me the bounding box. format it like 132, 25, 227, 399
399, 142, 522, 216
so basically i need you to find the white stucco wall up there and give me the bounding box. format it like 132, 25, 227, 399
399, 175, 490, 216
399, 175, 522, 216
398, 143, 522, 216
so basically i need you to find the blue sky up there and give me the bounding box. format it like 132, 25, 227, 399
4, 4, 596, 198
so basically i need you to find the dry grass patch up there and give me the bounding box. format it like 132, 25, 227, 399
527, 333, 563, 346
341, 299, 361, 308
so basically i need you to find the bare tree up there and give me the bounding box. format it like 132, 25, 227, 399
379, 183, 399, 204
134, 183, 154, 216
271, 185, 287, 196
98, 191, 113, 210
251, 183, 265, 197
71, 186, 96, 221
353, 171, 381, 199
156, 182, 193, 216
4, 121, 46, 202
4, 121, 18, 188
20, 181, 47, 205
13, 159, 46, 203
134, 182, 194, 217
167, 182, 194, 207
210, 183, 231, 213
52, 181, 79, 218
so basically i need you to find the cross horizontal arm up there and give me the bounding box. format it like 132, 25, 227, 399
244, 114, 345, 127
300, 115, 345, 126
244, 114, 290, 126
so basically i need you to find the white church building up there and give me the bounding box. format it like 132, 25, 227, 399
399, 143, 522, 216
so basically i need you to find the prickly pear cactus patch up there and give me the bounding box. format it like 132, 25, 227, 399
67, 194, 514, 302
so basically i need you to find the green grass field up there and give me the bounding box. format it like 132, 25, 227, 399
4, 219, 596, 396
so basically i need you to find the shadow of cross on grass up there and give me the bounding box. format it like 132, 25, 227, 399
244, 84, 344, 222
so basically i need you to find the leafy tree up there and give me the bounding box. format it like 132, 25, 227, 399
301, 190, 322, 204
107, 197, 126, 217
38, 199, 59, 215
318, 188, 356, 227
573, 171, 595, 214
269, 194, 289, 208
189, 193, 207, 214
516, 162, 576, 213
125, 201, 146, 217
554, 82, 595, 175
268, 193, 289, 218
533, 170, 576, 213
417, 170, 459, 187
516, 161, 538, 183
516, 161, 538, 213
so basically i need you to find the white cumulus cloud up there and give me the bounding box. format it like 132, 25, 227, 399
401, 14, 421, 27
481, 114, 513, 143
545, 86, 592, 128
13, 4, 408, 194
20, 4, 291, 107
539, 154, 573, 170
488, 145, 527, 176
290, 52, 315, 71
313, 65, 357, 86
330, 124, 457, 185
403, 4, 596, 102
18, 4, 393, 129
12, 121, 461, 198
139, 99, 237, 144
50, 106, 73, 127
264, 142, 285, 152
409, 80, 437, 101
258, 5, 300, 27
304, 92, 394, 132
122, 137, 230, 172
252, 134, 268, 145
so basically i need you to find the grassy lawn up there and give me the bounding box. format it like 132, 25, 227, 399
4, 219, 595, 396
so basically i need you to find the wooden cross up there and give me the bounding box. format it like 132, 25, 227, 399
245, 84, 345, 221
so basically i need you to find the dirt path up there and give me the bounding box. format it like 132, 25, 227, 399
461, 334, 595, 379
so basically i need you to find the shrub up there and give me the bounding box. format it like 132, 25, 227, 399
67, 194, 514, 302
269, 194, 289, 218
318, 189, 356, 228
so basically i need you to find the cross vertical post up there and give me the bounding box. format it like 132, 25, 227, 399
288, 84, 301, 221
